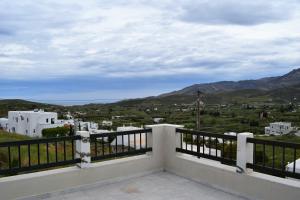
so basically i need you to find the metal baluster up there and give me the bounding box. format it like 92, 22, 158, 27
229, 139, 232, 160
272, 145, 275, 169
109, 137, 111, 154
46, 142, 49, 163
202, 135, 205, 154
37, 143, 40, 165
263, 144, 266, 167
55, 141, 58, 163
134, 133, 136, 150
122, 133, 124, 152
8, 146, 11, 169
145, 132, 148, 150
222, 138, 225, 160
180, 132, 182, 149
197, 134, 200, 158
282, 147, 285, 172
253, 143, 256, 165
28, 144, 31, 167
102, 136, 105, 156
215, 137, 218, 158
95, 139, 98, 157
191, 134, 193, 152
71, 140, 74, 160
18, 145, 21, 168
293, 148, 296, 173
209, 136, 211, 156
115, 133, 118, 155
128, 134, 131, 151
185, 133, 187, 150
63, 140, 66, 161
140, 133, 142, 150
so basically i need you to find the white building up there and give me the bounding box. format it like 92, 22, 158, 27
286, 159, 300, 174
224, 132, 237, 137
265, 122, 295, 135
153, 118, 164, 124
0, 118, 9, 130
183, 143, 221, 158
7, 110, 65, 137
79, 121, 98, 131
101, 120, 113, 127
111, 126, 146, 149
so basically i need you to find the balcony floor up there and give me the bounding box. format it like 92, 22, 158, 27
22, 172, 248, 200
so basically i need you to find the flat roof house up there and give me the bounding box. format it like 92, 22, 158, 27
265, 122, 294, 135
7, 109, 64, 137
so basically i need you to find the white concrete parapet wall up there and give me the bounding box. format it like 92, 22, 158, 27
0, 124, 299, 200
76, 131, 91, 168
237, 132, 253, 174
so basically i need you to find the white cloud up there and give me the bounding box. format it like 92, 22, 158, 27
0, 0, 299, 80
0, 44, 33, 56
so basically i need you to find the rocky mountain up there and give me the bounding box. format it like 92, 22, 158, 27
160, 68, 300, 97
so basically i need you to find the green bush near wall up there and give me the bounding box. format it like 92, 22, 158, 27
42, 126, 70, 138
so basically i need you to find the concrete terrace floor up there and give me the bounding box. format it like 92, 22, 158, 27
21, 172, 248, 200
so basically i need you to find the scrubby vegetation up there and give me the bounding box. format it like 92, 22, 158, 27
42, 127, 71, 138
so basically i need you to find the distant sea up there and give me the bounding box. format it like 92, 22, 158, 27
36, 99, 120, 106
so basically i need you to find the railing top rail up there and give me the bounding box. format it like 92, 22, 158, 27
90, 128, 152, 139
176, 128, 237, 140
247, 137, 300, 148
0, 135, 81, 147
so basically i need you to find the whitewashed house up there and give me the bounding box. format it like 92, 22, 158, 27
286, 159, 300, 174
153, 118, 164, 123
79, 121, 98, 131
7, 110, 65, 137
101, 120, 113, 127
0, 118, 9, 130
183, 142, 221, 157
111, 126, 146, 149
265, 122, 295, 135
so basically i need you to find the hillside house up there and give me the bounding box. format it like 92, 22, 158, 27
6, 110, 65, 137
0, 118, 9, 130
101, 120, 113, 127
265, 122, 296, 135
111, 126, 145, 149
78, 121, 98, 131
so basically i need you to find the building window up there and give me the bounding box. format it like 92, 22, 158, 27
46, 118, 49, 123
33, 129, 35, 133
27, 118, 29, 123
51, 118, 55, 124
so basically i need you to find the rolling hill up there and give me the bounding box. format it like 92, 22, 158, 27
160, 68, 300, 97
114, 68, 300, 106
1, 68, 300, 110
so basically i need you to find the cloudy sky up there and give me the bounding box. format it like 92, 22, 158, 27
0, 0, 300, 104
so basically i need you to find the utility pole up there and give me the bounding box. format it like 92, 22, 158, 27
196, 90, 203, 130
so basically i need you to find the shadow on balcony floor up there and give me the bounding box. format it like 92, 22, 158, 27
20, 172, 249, 200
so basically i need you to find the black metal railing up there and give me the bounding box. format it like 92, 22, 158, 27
90, 129, 152, 161
0, 136, 81, 176
246, 138, 300, 179
175, 128, 237, 166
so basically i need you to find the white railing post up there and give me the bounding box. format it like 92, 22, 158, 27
76, 131, 91, 168
237, 132, 253, 174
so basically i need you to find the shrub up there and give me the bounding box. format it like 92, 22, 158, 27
42, 126, 70, 138
249, 120, 259, 127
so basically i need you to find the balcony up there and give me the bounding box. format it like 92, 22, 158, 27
0, 124, 300, 200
